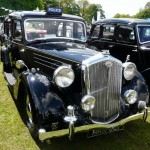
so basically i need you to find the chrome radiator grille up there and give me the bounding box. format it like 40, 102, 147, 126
83, 56, 122, 123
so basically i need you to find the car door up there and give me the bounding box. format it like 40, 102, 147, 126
9, 19, 25, 77
111, 25, 140, 68
88, 23, 116, 51
88, 24, 101, 50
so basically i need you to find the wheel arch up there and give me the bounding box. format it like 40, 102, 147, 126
16, 72, 65, 125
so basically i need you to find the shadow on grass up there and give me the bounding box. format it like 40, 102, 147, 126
35, 120, 150, 150
8, 86, 150, 150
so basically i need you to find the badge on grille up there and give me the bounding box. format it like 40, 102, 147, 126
104, 61, 113, 68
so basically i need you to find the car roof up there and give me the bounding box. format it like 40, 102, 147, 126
93, 18, 150, 25
7, 11, 85, 22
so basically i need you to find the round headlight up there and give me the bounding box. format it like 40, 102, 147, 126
54, 66, 75, 88
123, 62, 137, 80
81, 95, 96, 112
124, 90, 138, 104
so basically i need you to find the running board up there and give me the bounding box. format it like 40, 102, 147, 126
3, 72, 16, 86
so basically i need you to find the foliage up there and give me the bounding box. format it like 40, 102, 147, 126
113, 13, 132, 18
134, 8, 150, 19
133, 1, 150, 19
42, 0, 59, 9
60, 0, 80, 16
0, 0, 43, 16
0, 0, 105, 25
78, 0, 105, 25
113, 1, 150, 19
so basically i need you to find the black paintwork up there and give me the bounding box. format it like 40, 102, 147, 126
88, 18, 150, 89
0, 12, 149, 134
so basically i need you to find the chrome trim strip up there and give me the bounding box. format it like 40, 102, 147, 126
39, 111, 150, 141
82, 54, 122, 67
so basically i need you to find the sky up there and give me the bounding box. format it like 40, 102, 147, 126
88, 0, 150, 18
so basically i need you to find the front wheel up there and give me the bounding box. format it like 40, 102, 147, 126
22, 88, 38, 138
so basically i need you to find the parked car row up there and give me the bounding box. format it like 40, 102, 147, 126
0, 8, 149, 142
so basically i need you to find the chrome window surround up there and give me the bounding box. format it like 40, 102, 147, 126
137, 24, 150, 44
24, 18, 87, 42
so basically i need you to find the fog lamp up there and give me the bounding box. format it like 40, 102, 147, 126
124, 90, 138, 104
81, 95, 96, 112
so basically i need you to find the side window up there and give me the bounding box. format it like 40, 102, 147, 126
13, 20, 22, 41
102, 25, 115, 40
66, 22, 73, 38
117, 26, 135, 43
91, 25, 100, 38
4, 19, 12, 37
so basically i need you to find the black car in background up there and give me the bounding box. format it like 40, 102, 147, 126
0, 10, 149, 142
88, 18, 150, 90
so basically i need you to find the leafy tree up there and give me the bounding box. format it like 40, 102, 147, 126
96, 4, 105, 19
84, 4, 105, 25
60, 0, 80, 16
133, 1, 150, 19
113, 13, 132, 18
134, 8, 150, 19
145, 2, 150, 9
78, 0, 105, 25
0, 0, 43, 16
42, 0, 59, 9
78, 0, 89, 17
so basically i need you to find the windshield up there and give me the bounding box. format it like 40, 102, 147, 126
24, 19, 86, 42
137, 25, 150, 43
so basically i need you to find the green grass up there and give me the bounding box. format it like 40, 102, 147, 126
0, 63, 150, 150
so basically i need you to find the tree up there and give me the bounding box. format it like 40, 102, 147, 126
77, 0, 105, 25
78, 0, 89, 18
134, 1, 150, 19
113, 13, 132, 18
0, 0, 43, 16
145, 2, 150, 9
42, 0, 59, 8
84, 4, 105, 25
134, 9, 150, 19
60, 0, 80, 16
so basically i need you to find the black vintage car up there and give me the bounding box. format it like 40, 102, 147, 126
0, 9, 149, 141
88, 18, 150, 91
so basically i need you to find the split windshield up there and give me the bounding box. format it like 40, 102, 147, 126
24, 19, 86, 42
137, 25, 150, 43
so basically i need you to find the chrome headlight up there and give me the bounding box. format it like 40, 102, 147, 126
81, 95, 96, 112
54, 66, 75, 88
123, 62, 137, 80
124, 90, 138, 104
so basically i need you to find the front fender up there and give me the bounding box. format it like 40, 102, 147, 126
122, 71, 149, 104
17, 72, 65, 125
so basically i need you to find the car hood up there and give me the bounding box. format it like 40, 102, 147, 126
31, 42, 103, 63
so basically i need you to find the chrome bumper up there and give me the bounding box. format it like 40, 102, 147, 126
39, 109, 150, 141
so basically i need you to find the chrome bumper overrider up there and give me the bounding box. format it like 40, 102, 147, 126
39, 109, 150, 141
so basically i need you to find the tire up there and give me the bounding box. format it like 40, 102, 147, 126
1, 47, 11, 72
22, 88, 38, 138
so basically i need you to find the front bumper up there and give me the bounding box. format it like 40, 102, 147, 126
39, 109, 150, 141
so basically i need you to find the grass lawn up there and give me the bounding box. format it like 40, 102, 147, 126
0, 63, 150, 150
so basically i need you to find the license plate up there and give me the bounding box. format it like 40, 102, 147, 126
87, 126, 124, 138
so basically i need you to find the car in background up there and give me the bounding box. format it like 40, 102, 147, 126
88, 18, 150, 92
0, 10, 149, 142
